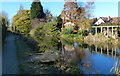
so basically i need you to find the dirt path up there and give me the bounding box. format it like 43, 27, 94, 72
2, 33, 19, 74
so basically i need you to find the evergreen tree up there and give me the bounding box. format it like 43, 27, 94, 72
57, 15, 62, 31
30, 0, 45, 20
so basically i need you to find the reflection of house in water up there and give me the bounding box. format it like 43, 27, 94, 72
110, 58, 120, 74
61, 41, 120, 74
90, 45, 120, 57
115, 58, 120, 74
61, 43, 94, 72
62, 42, 120, 60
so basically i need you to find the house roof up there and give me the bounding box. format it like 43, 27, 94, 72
91, 17, 120, 24
112, 17, 120, 21
99, 17, 110, 22
91, 18, 97, 23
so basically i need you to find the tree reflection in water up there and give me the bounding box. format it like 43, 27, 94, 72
35, 36, 120, 74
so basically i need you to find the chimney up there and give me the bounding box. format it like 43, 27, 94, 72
108, 16, 111, 21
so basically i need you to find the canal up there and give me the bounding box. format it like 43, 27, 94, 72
34, 36, 120, 74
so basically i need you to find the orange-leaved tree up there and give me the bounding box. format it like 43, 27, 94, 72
61, 0, 94, 31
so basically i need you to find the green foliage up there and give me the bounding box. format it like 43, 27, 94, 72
44, 22, 60, 35
61, 28, 73, 35
61, 39, 74, 45
34, 36, 60, 53
30, 21, 60, 39
65, 34, 83, 41
90, 28, 95, 35
0, 14, 9, 42
78, 30, 89, 36
56, 15, 62, 31
66, 34, 78, 38
12, 10, 31, 35
0, 15, 9, 27
30, 23, 45, 39
60, 28, 84, 41
30, 0, 45, 20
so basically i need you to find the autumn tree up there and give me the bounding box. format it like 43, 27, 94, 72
77, 1, 94, 30
61, 0, 94, 30
61, 0, 79, 23
12, 10, 31, 35
30, 0, 45, 20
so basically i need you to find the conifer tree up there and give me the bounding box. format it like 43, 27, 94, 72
30, 0, 45, 20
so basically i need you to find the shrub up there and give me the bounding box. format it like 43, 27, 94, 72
90, 28, 95, 35
61, 28, 73, 35
0, 13, 9, 43
29, 29, 35, 37
44, 21, 60, 35
12, 10, 31, 35
78, 30, 89, 36
30, 21, 60, 39
30, 23, 45, 39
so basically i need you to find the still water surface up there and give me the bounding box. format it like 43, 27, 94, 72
36, 37, 120, 74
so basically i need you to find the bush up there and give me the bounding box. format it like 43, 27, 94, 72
44, 21, 60, 35
90, 28, 95, 35
30, 23, 45, 39
12, 10, 31, 35
29, 29, 35, 37
66, 34, 78, 38
61, 28, 73, 35
30, 21, 60, 39
78, 30, 89, 36
0, 14, 9, 43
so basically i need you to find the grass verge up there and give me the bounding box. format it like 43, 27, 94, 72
14, 35, 34, 74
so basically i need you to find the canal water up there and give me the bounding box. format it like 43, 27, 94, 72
36, 37, 120, 74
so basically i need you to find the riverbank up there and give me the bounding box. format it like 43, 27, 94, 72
7, 32, 119, 74
14, 34, 83, 74
14, 35, 62, 74
84, 33, 120, 46
60, 33, 120, 48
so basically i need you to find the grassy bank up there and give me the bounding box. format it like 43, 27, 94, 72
60, 34, 84, 42
14, 35, 35, 74
84, 33, 120, 47
60, 33, 120, 48
14, 34, 83, 74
